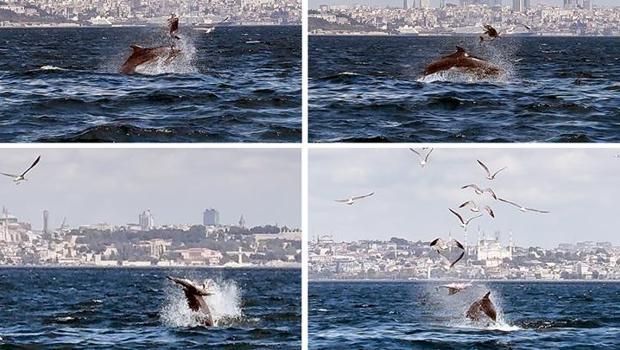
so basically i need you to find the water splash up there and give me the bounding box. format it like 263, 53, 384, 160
135, 36, 198, 75
422, 282, 520, 331
160, 277, 243, 328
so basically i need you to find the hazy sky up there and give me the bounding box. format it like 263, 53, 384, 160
310, 148, 620, 248
310, 0, 617, 10
1, 148, 300, 230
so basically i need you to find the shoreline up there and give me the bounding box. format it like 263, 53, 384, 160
309, 32, 620, 38
0, 265, 301, 270
0, 24, 301, 29
310, 278, 620, 283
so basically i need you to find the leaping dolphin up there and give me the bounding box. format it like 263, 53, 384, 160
119, 45, 181, 75
423, 46, 501, 78
167, 276, 214, 326
466, 291, 497, 322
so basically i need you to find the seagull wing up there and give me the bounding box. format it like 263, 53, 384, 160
465, 214, 483, 225
430, 238, 442, 247
484, 206, 495, 218
21, 155, 41, 177
334, 199, 349, 203
453, 239, 465, 250
0, 172, 19, 178
477, 160, 491, 177
424, 148, 434, 162
459, 201, 474, 209
491, 167, 507, 178
461, 184, 481, 191
484, 188, 498, 200
352, 192, 374, 200
449, 208, 465, 225
409, 148, 422, 157
526, 208, 550, 214
498, 197, 521, 209
449, 251, 465, 268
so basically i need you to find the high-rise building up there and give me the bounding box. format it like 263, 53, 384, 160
138, 210, 154, 231
419, 0, 430, 8
203, 208, 220, 226
440, 0, 446, 8
43, 210, 49, 234
563, 0, 576, 9
403, 0, 408, 10
582, 0, 592, 10
513, 0, 529, 12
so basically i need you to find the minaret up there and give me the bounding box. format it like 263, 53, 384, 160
509, 231, 514, 260
238, 215, 246, 228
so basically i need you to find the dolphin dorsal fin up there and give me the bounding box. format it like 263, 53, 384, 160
456, 46, 466, 53
130, 45, 144, 52
483, 291, 491, 299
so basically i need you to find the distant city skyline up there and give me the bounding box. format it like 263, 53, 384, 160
0, 149, 301, 230
310, 148, 620, 248
310, 0, 616, 9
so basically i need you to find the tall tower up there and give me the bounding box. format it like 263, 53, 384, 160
43, 210, 49, 234
403, 0, 408, 9
238, 215, 246, 228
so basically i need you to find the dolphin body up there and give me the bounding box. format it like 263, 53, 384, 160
466, 291, 497, 322
167, 276, 214, 326
423, 47, 501, 78
119, 45, 181, 75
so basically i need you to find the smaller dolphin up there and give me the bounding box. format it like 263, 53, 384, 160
439, 282, 472, 295
423, 46, 501, 78
167, 276, 214, 326
119, 45, 181, 75
466, 291, 497, 322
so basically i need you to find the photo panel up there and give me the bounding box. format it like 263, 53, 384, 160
309, 147, 620, 348
0, 148, 301, 348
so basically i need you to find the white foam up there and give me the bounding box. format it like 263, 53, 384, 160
39, 65, 67, 71
135, 36, 198, 75
160, 277, 243, 328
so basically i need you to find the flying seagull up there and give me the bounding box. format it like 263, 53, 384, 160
449, 208, 483, 231
459, 200, 480, 212
335, 192, 375, 205
1, 155, 41, 184
409, 148, 434, 168
477, 160, 507, 180
430, 238, 465, 268
461, 184, 498, 200
439, 281, 473, 295
498, 198, 549, 214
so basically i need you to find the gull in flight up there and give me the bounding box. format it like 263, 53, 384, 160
459, 200, 480, 212
477, 160, 507, 180
449, 208, 482, 231
461, 184, 497, 200
409, 148, 434, 168
335, 192, 375, 205
439, 281, 473, 295
1, 155, 41, 184
498, 198, 550, 214
430, 238, 465, 268
460, 201, 495, 218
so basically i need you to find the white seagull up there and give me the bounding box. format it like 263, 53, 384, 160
461, 184, 498, 200
459, 200, 480, 212
449, 208, 482, 231
498, 198, 550, 214
477, 160, 507, 180
335, 192, 375, 205
430, 238, 465, 268
1, 155, 41, 184
409, 148, 434, 168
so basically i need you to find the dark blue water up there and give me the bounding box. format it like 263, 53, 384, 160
0, 26, 301, 142
310, 281, 620, 349
0, 268, 300, 349
309, 36, 620, 143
